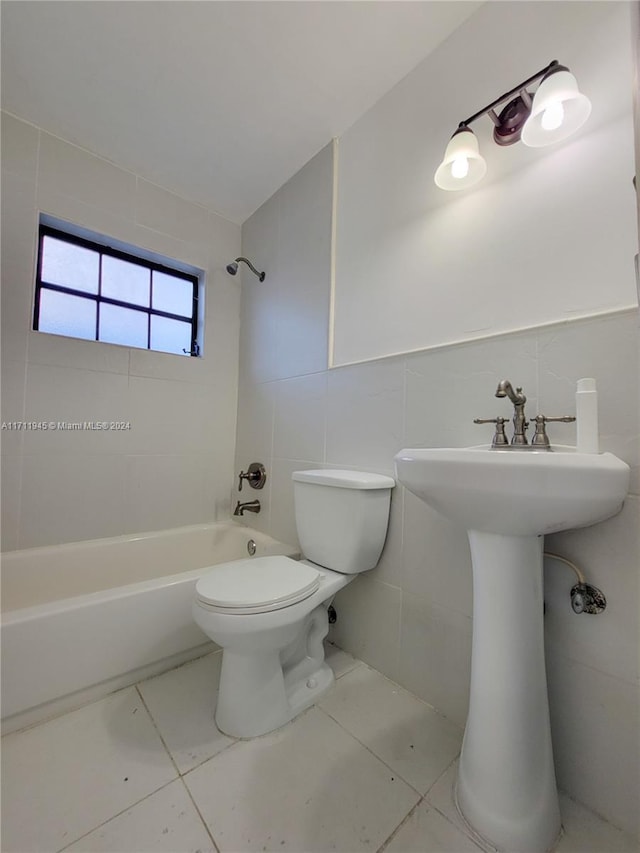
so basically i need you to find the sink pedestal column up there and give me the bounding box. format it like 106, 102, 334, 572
456, 531, 561, 852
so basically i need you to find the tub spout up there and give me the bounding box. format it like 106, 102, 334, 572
234, 499, 261, 516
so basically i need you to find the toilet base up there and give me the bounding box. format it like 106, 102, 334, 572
214, 604, 335, 738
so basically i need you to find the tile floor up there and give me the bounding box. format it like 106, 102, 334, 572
1, 645, 637, 853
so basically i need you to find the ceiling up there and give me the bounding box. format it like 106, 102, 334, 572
0, 1, 481, 223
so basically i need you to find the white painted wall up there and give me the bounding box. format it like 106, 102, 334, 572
238, 113, 639, 840
333, 1, 638, 365
1, 112, 242, 550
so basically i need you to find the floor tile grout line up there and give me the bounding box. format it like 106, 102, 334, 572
375, 755, 485, 853
430, 803, 487, 852
134, 684, 222, 852
422, 755, 490, 852
315, 668, 464, 799
177, 775, 222, 853
422, 754, 459, 802
54, 777, 181, 853
375, 795, 427, 853
329, 654, 466, 733
314, 703, 427, 799
134, 684, 183, 778
316, 704, 478, 853
178, 733, 241, 776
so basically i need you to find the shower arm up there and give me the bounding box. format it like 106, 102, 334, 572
236, 257, 266, 281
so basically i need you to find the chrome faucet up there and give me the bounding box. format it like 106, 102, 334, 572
495, 380, 528, 445
476, 380, 576, 450
234, 499, 261, 516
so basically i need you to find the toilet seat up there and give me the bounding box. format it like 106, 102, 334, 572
195, 556, 321, 614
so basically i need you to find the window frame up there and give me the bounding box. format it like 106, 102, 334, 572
33, 223, 200, 356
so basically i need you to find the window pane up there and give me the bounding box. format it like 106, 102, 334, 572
102, 256, 150, 306
150, 316, 192, 356
152, 271, 193, 317
38, 289, 97, 340
99, 304, 148, 349
41, 236, 99, 293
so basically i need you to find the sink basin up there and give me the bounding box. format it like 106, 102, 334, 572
394, 444, 630, 852
394, 445, 630, 535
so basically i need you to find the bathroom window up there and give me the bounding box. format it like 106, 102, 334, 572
33, 222, 201, 356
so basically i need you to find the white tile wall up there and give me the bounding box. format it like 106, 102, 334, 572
537, 314, 640, 492
239, 145, 331, 385
1, 171, 38, 365
135, 179, 211, 245
544, 498, 640, 688
1, 112, 39, 180
238, 139, 639, 837
38, 131, 137, 220
273, 372, 327, 463
402, 489, 473, 616
1, 112, 241, 549
329, 575, 403, 682
269, 459, 317, 549
404, 331, 539, 450
397, 594, 473, 728
546, 656, 640, 838
326, 358, 404, 474
19, 454, 129, 548
123, 454, 212, 534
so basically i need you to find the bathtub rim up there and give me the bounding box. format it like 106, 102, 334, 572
1, 519, 270, 560
1, 519, 300, 613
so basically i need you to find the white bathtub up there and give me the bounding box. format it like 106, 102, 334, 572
1, 522, 298, 731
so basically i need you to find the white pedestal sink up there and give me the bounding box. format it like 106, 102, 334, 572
394, 445, 630, 852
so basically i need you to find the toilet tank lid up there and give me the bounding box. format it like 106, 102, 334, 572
292, 469, 395, 490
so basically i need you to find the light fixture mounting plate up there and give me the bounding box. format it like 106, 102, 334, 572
492, 95, 532, 146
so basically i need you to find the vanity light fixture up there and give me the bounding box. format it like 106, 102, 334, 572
434, 60, 592, 191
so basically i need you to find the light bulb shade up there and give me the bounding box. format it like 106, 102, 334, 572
521, 69, 591, 148
434, 128, 487, 190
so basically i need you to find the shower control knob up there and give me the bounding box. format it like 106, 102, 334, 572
238, 462, 267, 492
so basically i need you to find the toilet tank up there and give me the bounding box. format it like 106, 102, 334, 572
291, 470, 395, 574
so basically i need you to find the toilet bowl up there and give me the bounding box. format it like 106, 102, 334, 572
193, 469, 394, 737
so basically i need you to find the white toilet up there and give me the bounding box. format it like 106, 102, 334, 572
193, 469, 394, 737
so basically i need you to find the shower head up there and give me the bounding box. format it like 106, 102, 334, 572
226, 257, 266, 282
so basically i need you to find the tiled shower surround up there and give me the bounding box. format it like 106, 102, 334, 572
1, 111, 242, 551
236, 145, 639, 836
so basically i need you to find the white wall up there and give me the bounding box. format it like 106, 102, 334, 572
238, 112, 639, 840
1, 112, 242, 550
333, 1, 638, 365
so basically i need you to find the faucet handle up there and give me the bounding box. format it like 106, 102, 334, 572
531, 415, 576, 449
474, 416, 509, 447
238, 462, 267, 492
